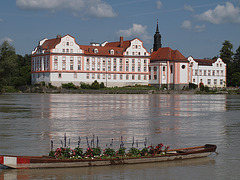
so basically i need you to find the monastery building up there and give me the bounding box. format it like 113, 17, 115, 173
31, 23, 226, 89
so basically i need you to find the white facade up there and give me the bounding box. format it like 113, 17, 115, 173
31, 34, 227, 89
188, 57, 226, 87
31, 35, 150, 87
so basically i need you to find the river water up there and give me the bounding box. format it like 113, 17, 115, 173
0, 94, 240, 179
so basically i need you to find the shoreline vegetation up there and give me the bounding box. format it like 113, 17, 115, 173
1, 81, 240, 95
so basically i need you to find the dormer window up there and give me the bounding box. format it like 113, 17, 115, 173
110, 49, 114, 55
94, 48, 98, 54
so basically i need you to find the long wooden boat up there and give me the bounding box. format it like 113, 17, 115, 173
0, 144, 217, 169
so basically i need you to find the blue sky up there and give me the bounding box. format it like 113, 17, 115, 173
0, 0, 240, 59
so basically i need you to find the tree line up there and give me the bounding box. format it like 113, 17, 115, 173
0, 40, 240, 93
219, 40, 240, 87
0, 41, 31, 93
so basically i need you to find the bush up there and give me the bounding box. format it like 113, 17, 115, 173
39, 81, 46, 87
160, 84, 168, 90
3, 86, 17, 93
200, 84, 210, 92
91, 80, 100, 89
204, 85, 210, 92
62, 82, 77, 89
100, 82, 105, 89
189, 83, 198, 90
47, 83, 57, 89
80, 82, 91, 89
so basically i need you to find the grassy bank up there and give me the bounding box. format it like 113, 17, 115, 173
1, 85, 240, 95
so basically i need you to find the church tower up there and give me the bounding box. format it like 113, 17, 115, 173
153, 20, 162, 51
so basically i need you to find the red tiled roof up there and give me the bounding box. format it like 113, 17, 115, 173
193, 59, 217, 66
105, 40, 131, 50
42, 38, 61, 49
150, 47, 187, 62
80, 45, 124, 56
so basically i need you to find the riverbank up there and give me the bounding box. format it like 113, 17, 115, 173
1, 85, 239, 94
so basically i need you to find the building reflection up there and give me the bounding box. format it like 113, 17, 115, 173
44, 94, 226, 149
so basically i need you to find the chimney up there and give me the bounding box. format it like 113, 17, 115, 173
120, 36, 123, 48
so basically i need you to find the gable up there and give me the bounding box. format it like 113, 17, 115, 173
125, 38, 150, 56
55, 34, 83, 53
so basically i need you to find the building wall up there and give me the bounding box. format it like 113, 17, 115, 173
188, 57, 226, 87
31, 35, 150, 87
31, 35, 226, 89
179, 62, 189, 84
148, 61, 189, 90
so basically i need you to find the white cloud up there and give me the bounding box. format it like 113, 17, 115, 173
194, 25, 206, 32
0, 37, 13, 44
157, 0, 163, 9
181, 20, 206, 32
117, 24, 152, 43
197, 2, 240, 24
16, 0, 117, 18
181, 20, 192, 30
0, 18, 3, 22
184, 4, 194, 12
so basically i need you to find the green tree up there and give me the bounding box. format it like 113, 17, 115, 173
233, 45, 240, 72
17, 54, 32, 85
220, 40, 234, 64
0, 41, 18, 87
231, 72, 240, 87
219, 40, 234, 86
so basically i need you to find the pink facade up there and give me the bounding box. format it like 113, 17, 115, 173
149, 47, 189, 90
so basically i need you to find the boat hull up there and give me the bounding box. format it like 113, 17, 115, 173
0, 144, 217, 169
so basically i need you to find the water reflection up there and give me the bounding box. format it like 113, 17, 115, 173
0, 94, 229, 155
2, 94, 240, 179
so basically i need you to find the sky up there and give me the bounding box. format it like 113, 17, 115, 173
0, 0, 240, 59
